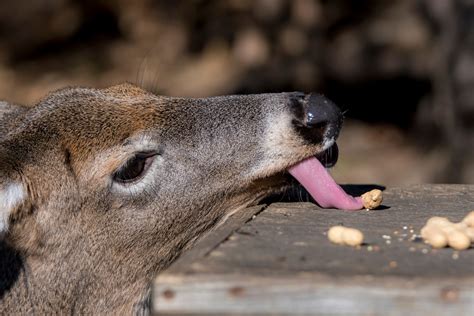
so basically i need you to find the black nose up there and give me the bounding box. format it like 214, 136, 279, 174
290, 93, 343, 145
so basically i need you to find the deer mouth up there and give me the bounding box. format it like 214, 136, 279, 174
316, 142, 339, 168
288, 143, 363, 210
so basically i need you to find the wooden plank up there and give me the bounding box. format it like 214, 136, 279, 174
153, 274, 474, 316
165, 184, 474, 278
153, 185, 474, 315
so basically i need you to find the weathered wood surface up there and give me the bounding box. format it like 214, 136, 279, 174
153, 185, 474, 315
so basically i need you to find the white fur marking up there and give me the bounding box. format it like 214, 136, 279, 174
322, 137, 335, 151
0, 183, 25, 233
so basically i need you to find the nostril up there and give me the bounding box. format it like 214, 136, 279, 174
290, 92, 343, 144
305, 94, 342, 130
306, 111, 328, 136
306, 111, 329, 128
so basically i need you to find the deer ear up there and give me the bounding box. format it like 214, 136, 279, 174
0, 182, 26, 234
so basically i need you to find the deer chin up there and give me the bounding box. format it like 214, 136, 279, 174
288, 143, 363, 211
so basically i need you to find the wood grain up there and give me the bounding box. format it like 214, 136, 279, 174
153, 185, 474, 315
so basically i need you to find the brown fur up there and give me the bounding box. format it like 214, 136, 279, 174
0, 84, 337, 314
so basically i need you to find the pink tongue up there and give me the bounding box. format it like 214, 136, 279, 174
288, 157, 363, 210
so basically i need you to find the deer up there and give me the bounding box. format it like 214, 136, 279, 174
0, 83, 363, 314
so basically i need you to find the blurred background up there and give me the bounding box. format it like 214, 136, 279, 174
0, 0, 472, 185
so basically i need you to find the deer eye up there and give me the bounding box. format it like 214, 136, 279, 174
113, 152, 156, 184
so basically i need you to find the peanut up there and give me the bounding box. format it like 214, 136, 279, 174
421, 213, 473, 250
426, 216, 451, 227
462, 211, 474, 227
439, 224, 458, 235
361, 189, 383, 210
465, 227, 474, 242
327, 226, 345, 245
342, 228, 364, 246
421, 224, 444, 239
328, 226, 364, 247
447, 230, 471, 250
426, 230, 448, 249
